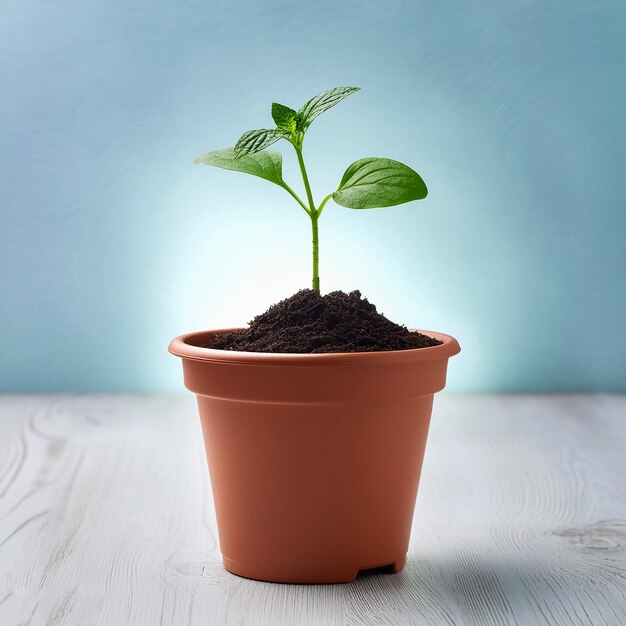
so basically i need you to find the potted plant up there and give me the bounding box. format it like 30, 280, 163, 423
169, 87, 460, 584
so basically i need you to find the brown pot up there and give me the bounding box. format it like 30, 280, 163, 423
169, 329, 460, 584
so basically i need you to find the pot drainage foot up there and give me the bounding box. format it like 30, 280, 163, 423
356, 556, 406, 579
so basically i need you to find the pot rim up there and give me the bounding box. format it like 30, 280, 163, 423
169, 328, 460, 366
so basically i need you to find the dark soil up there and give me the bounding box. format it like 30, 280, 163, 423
207, 289, 442, 353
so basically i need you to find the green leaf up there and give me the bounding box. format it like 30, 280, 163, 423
194, 148, 286, 188
271, 102, 298, 133
234, 129, 290, 158
298, 86, 360, 130
332, 157, 428, 209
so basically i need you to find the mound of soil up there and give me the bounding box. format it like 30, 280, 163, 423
207, 289, 441, 353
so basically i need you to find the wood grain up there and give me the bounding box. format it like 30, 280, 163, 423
0, 395, 624, 625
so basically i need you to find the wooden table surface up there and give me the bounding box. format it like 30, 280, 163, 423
1, 395, 624, 626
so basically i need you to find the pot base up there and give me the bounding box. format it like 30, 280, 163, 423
223, 554, 407, 584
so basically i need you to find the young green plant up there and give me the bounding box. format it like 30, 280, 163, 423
194, 87, 428, 292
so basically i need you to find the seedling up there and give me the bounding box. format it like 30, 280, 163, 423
194, 87, 428, 292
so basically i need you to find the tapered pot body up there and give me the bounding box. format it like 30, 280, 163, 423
169, 329, 460, 583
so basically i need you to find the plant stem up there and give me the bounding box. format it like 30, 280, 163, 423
317, 193, 333, 217
295, 145, 316, 213
294, 144, 321, 292
282, 182, 311, 216
311, 214, 320, 292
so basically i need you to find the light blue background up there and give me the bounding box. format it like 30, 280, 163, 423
1, 0, 625, 393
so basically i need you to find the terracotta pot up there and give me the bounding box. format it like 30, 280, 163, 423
169, 329, 460, 584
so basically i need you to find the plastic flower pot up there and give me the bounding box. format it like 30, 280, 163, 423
169, 328, 460, 584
